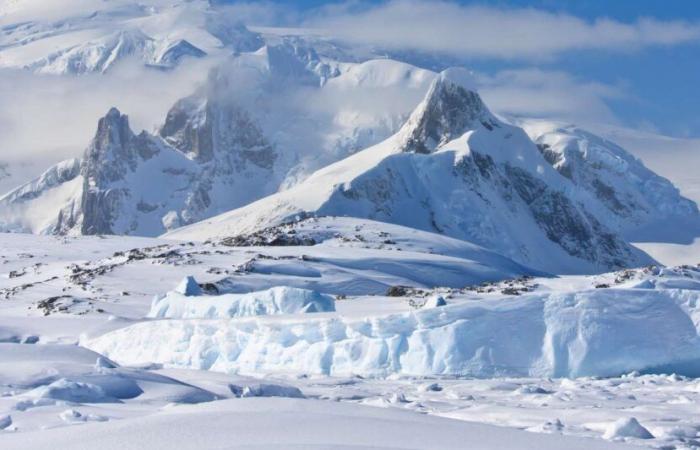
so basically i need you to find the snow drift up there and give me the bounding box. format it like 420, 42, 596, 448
88, 286, 700, 379
148, 284, 336, 319
0, 343, 216, 407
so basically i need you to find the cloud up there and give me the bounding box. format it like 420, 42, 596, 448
0, 56, 215, 164
298, 0, 700, 59
476, 69, 626, 123
209, 1, 300, 28
1, 0, 136, 24
0, 0, 690, 179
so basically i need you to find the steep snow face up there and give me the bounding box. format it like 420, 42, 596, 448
0, 105, 279, 235
76, 108, 197, 235
167, 70, 649, 273
160, 93, 277, 168
0, 158, 81, 204
521, 120, 699, 240
0, 160, 58, 199
254, 40, 341, 85
202, 19, 263, 53
0, 158, 83, 233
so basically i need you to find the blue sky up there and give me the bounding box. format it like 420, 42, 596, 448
472, 1, 700, 136
217, 0, 700, 137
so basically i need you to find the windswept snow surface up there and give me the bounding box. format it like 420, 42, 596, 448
1, 231, 700, 448
0, 397, 627, 450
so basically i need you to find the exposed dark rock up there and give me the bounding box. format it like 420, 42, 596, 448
400, 75, 493, 154
160, 92, 277, 169
386, 286, 411, 297
220, 228, 316, 247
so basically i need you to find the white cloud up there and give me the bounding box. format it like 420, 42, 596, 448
1, 0, 137, 23
301, 0, 700, 59
0, 0, 690, 179
0, 57, 214, 164
211, 1, 300, 28
479, 69, 630, 123
477, 69, 626, 123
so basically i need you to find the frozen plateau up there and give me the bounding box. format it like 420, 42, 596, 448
1, 0, 700, 449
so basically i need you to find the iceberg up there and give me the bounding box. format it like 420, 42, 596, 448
91, 287, 700, 378
148, 286, 336, 319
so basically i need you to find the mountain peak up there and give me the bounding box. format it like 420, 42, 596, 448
86, 107, 138, 181
105, 107, 123, 119
95, 107, 130, 146
398, 67, 494, 154
437, 67, 478, 92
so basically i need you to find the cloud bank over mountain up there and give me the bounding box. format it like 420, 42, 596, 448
216, 0, 700, 59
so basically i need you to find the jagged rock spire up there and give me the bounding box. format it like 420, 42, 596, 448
84, 108, 136, 182
159, 91, 276, 170
399, 68, 497, 154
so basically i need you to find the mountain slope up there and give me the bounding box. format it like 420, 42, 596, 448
166, 69, 660, 273
520, 119, 698, 241
0, 105, 277, 235
0, 40, 693, 274
0, 55, 434, 235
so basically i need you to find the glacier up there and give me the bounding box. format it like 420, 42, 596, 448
88, 276, 700, 379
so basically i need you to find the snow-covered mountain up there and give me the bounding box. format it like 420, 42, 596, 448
24, 29, 207, 74
0, 52, 434, 235
0, 102, 278, 235
3, 3, 700, 449
519, 120, 698, 240
0, 0, 697, 275
0, 0, 263, 74
1, 59, 695, 273
166, 69, 695, 273
0, 0, 424, 76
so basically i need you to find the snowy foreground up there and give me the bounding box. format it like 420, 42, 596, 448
1, 225, 700, 449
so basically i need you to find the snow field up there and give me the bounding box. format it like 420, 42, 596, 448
1, 233, 699, 448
